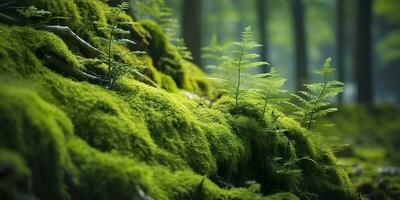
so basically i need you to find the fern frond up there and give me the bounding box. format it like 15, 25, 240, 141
291, 57, 344, 130
209, 26, 266, 109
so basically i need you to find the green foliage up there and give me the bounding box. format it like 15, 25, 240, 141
95, 2, 137, 88
252, 67, 289, 120
17, 5, 51, 22
211, 26, 268, 109
175, 37, 193, 60
0, 1, 356, 199
16, 5, 70, 26
270, 157, 303, 191
290, 58, 344, 130
202, 33, 227, 69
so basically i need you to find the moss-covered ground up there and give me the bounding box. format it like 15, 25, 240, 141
315, 105, 400, 199
0, 0, 357, 199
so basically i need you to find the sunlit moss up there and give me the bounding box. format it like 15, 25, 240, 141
0, 0, 357, 199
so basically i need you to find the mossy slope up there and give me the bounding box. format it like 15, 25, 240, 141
0, 0, 355, 199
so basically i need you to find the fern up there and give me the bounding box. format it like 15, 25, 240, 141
211, 26, 267, 110
202, 34, 227, 67
270, 157, 303, 190
252, 67, 289, 120
175, 38, 193, 60
17, 6, 51, 21
290, 58, 344, 130
95, 2, 137, 88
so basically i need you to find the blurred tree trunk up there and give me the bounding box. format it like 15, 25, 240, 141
256, 0, 269, 72
182, 0, 203, 68
290, 0, 307, 92
355, 0, 373, 104
336, 0, 345, 103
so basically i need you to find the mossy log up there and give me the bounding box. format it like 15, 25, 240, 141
0, 13, 157, 87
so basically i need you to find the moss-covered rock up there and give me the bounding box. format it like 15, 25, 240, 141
0, 149, 32, 200
139, 20, 214, 96
0, 85, 75, 200
0, 0, 356, 199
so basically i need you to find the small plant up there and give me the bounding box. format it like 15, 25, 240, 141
253, 67, 289, 120
202, 34, 227, 68
290, 58, 344, 130
17, 5, 51, 25
95, 2, 136, 88
270, 156, 303, 190
176, 38, 193, 60
211, 26, 267, 110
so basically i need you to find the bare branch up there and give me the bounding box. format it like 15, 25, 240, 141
37, 25, 106, 58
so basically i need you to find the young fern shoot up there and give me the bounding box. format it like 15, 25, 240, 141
211, 26, 267, 110
253, 67, 288, 120
95, 2, 136, 88
202, 34, 226, 65
291, 58, 344, 130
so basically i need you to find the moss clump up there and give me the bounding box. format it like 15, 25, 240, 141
160, 72, 179, 92
0, 25, 81, 77
0, 149, 32, 199
213, 96, 356, 199
0, 85, 75, 200
0, 0, 356, 199
68, 136, 299, 200
140, 20, 214, 96
114, 79, 217, 174
8, 0, 213, 96
193, 107, 246, 178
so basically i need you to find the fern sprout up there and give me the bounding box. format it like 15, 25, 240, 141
211, 26, 267, 110
95, 2, 137, 88
202, 34, 227, 67
291, 58, 344, 130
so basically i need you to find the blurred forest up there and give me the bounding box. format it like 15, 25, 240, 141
135, 0, 400, 105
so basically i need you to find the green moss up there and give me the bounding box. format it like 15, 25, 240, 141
212, 96, 356, 199
139, 20, 213, 96
0, 85, 74, 200
193, 107, 246, 177
0, 1, 356, 199
0, 149, 32, 199
114, 78, 217, 174
160, 73, 179, 93
265, 193, 299, 200
68, 136, 299, 200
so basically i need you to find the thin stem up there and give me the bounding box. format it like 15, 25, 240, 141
235, 45, 245, 110
262, 88, 272, 120
0, 1, 13, 7
107, 9, 123, 82
262, 99, 268, 120
306, 73, 327, 130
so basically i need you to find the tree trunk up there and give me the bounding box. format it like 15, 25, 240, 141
290, 0, 307, 91
336, 0, 345, 103
256, 0, 269, 72
355, 0, 373, 104
182, 0, 203, 68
